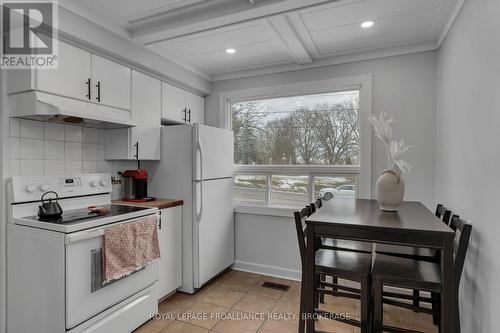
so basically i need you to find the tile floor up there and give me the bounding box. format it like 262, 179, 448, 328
134, 270, 438, 333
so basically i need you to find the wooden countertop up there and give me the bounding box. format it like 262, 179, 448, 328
112, 198, 184, 209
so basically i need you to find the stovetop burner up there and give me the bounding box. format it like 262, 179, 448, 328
25, 204, 152, 225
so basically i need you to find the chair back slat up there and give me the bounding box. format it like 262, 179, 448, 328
294, 206, 312, 269
442, 209, 452, 226
309, 202, 316, 214
315, 198, 322, 209
449, 215, 472, 284
435, 204, 445, 218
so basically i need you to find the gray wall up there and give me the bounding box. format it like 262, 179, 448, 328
207, 51, 439, 279
436, 0, 500, 331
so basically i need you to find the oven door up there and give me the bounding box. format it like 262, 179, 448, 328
65, 215, 159, 330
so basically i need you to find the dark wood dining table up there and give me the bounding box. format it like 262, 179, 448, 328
304, 198, 456, 333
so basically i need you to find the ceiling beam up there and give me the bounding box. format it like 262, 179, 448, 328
132, 0, 341, 45
267, 14, 312, 65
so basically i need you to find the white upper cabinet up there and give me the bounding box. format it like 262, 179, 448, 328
188, 93, 205, 124
162, 81, 204, 124
104, 71, 161, 160
7, 40, 132, 112
91, 55, 131, 110
36, 41, 92, 101
130, 71, 161, 160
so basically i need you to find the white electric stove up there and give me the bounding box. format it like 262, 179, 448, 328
7, 173, 160, 333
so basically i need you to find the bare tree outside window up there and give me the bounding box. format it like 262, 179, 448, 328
231, 91, 360, 166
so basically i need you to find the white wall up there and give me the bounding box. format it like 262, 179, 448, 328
207, 51, 438, 278
436, 0, 500, 332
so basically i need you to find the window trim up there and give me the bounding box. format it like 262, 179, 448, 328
218, 74, 373, 201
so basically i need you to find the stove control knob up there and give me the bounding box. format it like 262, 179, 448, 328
100, 180, 108, 186
90, 180, 99, 187
40, 184, 50, 192
26, 184, 36, 193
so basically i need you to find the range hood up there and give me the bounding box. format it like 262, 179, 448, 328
10, 91, 136, 129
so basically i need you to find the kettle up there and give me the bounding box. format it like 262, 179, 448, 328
38, 191, 63, 219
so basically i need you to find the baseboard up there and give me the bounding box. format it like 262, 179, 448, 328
232, 260, 301, 281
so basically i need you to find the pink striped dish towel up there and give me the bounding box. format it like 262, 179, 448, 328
103, 215, 160, 283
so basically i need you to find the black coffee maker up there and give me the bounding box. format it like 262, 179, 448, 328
122, 169, 149, 202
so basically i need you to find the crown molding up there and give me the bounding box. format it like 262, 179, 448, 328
437, 0, 466, 47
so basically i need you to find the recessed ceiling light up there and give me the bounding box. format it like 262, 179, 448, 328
361, 21, 374, 28
226, 48, 236, 54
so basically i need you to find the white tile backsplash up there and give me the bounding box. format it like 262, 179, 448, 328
83, 160, 99, 173
20, 119, 44, 139
65, 142, 83, 161
10, 137, 20, 159
44, 160, 66, 175
44, 140, 65, 160
83, 128, 99, 143
20, 159, 43, 176
65, 160, 83, 174
10, 160, 20, 176
64, 125, 83, 142
9, 119, 110, 176
10, 118, 20, 137
83, 143, 99, 161
44, 123, 65, 141
20, 138, 43, 159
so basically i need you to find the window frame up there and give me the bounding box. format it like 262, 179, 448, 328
218, 75, 373, 205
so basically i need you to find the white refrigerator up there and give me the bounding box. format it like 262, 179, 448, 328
146, 124, 234, 294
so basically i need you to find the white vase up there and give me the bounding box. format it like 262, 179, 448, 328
375, 169, 405, 212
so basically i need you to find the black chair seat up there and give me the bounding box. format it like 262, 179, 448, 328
372, 254, 442, 291
315, 249, 373, 278
375, 243, 436, 262
322, 238, 372, 253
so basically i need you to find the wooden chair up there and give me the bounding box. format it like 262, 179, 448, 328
294, 205, 373, 333
310, 199, 373, 303
375, 204, 452, 262
375, 204, 453, 309
371, 215, 472, 333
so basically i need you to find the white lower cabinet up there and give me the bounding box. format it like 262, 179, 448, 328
156, 206, 183, 300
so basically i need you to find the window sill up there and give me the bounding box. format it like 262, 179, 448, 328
234, 204, 299, 218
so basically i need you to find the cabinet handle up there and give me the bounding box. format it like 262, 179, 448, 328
86, 78, 91, 100
182, 108, 187, 122
188, 108, 191, 123
96, 81, 101, 102
158, 216, 162, 229
134, 141, 139, 160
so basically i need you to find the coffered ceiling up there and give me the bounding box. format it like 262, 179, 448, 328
63, 0, 461, 80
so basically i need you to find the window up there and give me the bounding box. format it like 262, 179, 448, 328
225, 76, 372, 207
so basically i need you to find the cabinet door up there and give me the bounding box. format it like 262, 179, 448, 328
162, 82, 188, 123
36, 41, 91, 101
157, 206, 183, 300
187, 93, 205, 124
91, 55, 131, 110
131, 71, 161, 160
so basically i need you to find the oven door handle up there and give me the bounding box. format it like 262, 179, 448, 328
65, 213, 160, 244
66, 229, 105, 244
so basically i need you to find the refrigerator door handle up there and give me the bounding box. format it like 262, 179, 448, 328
195, 139, 203, 222
197, 139, 203, 181
195, 181, 203, 223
